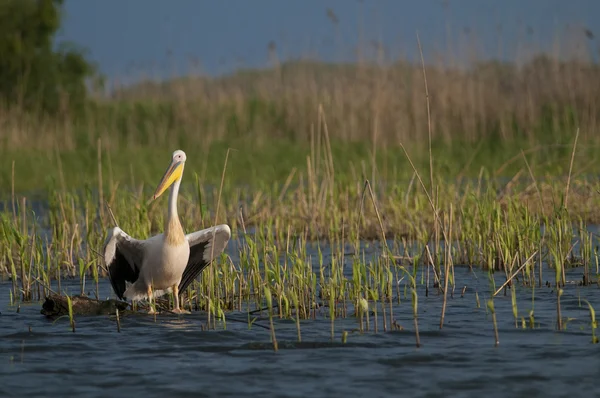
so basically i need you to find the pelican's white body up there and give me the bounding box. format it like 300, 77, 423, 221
123, 234, 191, 300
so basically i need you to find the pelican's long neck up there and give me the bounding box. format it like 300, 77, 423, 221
165, 176, 185, 245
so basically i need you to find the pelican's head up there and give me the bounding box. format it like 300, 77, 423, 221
151, 149, 187, 201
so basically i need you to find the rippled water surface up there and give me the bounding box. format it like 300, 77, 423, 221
1, 263, 599, 397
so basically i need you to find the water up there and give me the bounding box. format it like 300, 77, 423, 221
1, 258, 598, 398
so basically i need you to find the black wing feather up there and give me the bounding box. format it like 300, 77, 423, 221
177, 224, 231, 295
103, 227, 144, 300
108, 248, 140, 299
178, 241, 209, 293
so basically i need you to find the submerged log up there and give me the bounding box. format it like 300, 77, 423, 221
41, 293, 130, 317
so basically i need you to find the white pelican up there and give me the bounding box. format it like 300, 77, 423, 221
102, 149, 231, 314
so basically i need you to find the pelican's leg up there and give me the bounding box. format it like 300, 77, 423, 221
147, 285, 157, 315
171, 284, 190, 314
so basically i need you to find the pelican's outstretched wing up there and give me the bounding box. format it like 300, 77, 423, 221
103, 227, 146, 300
178, 224, 231, 293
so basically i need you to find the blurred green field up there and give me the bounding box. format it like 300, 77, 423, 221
1, 56, 598, 195
0, 130, 592, 197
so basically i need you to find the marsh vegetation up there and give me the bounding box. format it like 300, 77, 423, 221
2, 49, 600, 347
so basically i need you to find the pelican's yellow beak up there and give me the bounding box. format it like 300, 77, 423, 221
151, 159, 184, 201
